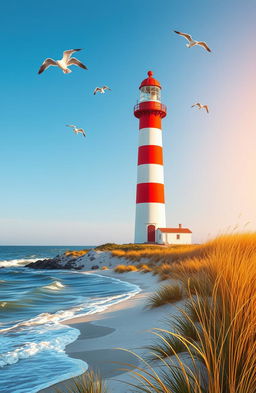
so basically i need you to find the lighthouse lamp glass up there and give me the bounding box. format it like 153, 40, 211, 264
139, 86, 161, 103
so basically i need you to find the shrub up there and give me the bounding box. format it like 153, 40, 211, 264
148, 284, 183, 308
64, 249, 90, 258
56, 370, 108, 393
114, 264, 138, 273
138, 264, 152, 273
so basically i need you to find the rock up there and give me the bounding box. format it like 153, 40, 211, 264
91, 265, 99, 270
26, 255, 80, 270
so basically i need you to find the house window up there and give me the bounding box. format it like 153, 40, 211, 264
176, 234, 180, 240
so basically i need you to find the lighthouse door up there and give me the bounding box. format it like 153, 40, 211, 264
147, 225, 156, 243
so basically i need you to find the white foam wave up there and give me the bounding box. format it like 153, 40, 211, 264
0, 258, 45, 267
42, 281, 65, 291
0, 329, 80, 367
0, 288, 140, 335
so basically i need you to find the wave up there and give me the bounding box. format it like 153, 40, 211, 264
0, 301, 28, 311
0, 289, 140, 335
0, 328, 81, 368
0, 258, 45, 267
42, 280, 65, 291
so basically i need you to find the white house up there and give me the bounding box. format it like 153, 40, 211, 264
156, 224, 192, 245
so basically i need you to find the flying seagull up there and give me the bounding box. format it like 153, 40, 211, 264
191, 103, 209, 113
38, 49, 88, 74
66, 124, 86, 137
93, 86, 111, 95
174, 31, 211, 52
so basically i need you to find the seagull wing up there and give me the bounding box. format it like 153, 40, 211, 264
174, 31, 193, 42
103, 86, 111, 90
67, 57, 88, 69
93, 87, 100, 95
191, 103, 201, 108
66, 124, 76, 128
62, 49, 82, 62
203, 105, 209, 113
197, 41, 211, 52
38, 58, 58, 74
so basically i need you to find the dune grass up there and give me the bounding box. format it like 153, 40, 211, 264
148, 284, 183, 308
137, 263, 152, 273
56, 370, 108, 393
64, 249, 90, 258
95, 243, 163, 252
57, 234, 256, 393
135, 233, 256, 393
110, 244, 200, 264
114, 264, 138, 273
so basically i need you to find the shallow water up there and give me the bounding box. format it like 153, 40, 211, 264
0, 246, 140, 393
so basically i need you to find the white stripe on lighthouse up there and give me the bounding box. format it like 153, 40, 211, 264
137, 164, 164, 184
138, 127, 163, 147
135, 203, 166, 244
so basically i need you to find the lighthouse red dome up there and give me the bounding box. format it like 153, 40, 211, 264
139, 71, 161, 89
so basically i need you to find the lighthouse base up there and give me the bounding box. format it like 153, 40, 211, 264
134, 202, 166, 243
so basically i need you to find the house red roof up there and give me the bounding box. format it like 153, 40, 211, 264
158, 228, 192, 234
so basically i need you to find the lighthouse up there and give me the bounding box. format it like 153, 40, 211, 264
134, 71, 167, 243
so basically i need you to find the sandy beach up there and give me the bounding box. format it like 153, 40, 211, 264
39, 270, 179, 393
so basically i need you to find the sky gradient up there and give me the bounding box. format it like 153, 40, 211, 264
0, 0, 255, 245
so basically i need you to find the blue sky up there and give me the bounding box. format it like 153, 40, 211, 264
0, 0, 255, 245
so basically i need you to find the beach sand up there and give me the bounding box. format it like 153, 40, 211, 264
39, 270, 178, 393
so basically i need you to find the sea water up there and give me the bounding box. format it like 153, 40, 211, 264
0, 246, 140, 393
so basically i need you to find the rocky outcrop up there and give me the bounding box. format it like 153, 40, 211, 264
26, 256, 83, 270
26, 249, 128, 271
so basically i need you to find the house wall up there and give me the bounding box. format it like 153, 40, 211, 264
156, 230, 192, 245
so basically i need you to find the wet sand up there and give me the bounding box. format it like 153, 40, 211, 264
39, 271, 177, 393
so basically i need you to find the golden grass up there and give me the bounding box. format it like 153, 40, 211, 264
114, 264, 138, 273
57, 234, 256, 393
148, 284, 183, 308
134, 233, 256, 393
111, 244, 200, 264
64, 249, 90, 258
137, 264, 152, 273
56, 370, 108, 393
95, 243, 163, 252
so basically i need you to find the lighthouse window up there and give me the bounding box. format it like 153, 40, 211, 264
139, 86, 161, 102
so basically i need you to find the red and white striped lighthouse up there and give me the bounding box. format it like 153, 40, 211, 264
134, 71, 167, 243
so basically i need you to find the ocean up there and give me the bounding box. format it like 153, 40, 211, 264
0, 246, 140, 393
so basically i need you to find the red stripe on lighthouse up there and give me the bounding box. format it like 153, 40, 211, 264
139, 114, 162, 129
136, 183, 165, 203
138, 145, 163, 165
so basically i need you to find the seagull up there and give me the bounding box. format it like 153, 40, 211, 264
38, 49, 88, 74
174, 31, 211, 52
93, 86, 111, 95
66, 124, 86, 137
191, 103, 209, 113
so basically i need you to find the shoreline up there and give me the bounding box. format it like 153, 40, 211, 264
39, 270, 177, 393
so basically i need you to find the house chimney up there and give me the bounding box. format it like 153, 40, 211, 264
179, 224, 182, 228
